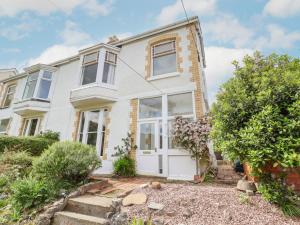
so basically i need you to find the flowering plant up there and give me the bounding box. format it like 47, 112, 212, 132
173, 116, 211, 176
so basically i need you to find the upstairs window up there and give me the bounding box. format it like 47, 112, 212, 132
102, 51, 117, 85
0, 118, 10, 135
3, 85, 16, 107
81, 52, 99, 85
23, 71, 53, 100
152, 41, 176, 76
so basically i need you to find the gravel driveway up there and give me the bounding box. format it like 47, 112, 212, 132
125, 183, 300, 225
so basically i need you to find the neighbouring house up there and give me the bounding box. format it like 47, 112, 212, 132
0, 17, 211, 180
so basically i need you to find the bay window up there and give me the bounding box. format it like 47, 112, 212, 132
3, 85, 16, 107
81, 52, 99, 85
23, 70, 53, 100
152, 41, 177, 76
102, 51, 117, 85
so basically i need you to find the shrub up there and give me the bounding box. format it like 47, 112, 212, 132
0, 150, 34, 168
0, 136, 56, 156
211, 52, 300, 216
32, 141, 101, 185
10, 177, 55, 213
37, 130, 60, 141
113, 156, 135, 177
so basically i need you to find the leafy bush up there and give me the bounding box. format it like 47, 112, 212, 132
211, 52, 300, 216
37, 130, 60, 141
0, 150, 34, 168
10, 177, 55, 213
0, 136, 57, 156
130, 217, 152, 225
113, 156, 135, 177
32, 141, 101, 185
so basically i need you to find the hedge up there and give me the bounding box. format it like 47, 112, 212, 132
0, 136, 57, 156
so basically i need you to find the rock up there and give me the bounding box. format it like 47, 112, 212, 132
223, 210, 232, 222
166, 210, 176, 217
111, 212, 128, 225
106, 211, 114, 219
151, 181, 161, 189
140, 183, 149, 188
112, 198, 122, 209
237, 179, 257, 192
183, 208, 193, 218
153, 218, 164, 225
122, 193, 147, 206
148, 202, 164, 210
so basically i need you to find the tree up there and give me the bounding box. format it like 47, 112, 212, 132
173, 116, 211, 177
211, 52, 300, 216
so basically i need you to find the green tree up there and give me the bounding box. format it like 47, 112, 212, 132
211, 52, 300, 216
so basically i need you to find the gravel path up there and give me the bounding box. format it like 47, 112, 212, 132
125, 183, 300, 225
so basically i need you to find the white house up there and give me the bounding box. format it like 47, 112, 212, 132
0, 17, 210, 180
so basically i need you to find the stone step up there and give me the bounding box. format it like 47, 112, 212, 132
217, 160, 232, 166
53, 211, 109, 225
65, 195, 113, 218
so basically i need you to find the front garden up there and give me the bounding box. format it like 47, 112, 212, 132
0, 131, 100, 224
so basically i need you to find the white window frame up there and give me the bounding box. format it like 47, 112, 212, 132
101, 51, 117, 86
80, 51, 99, 86
2, 84, 16, 108
23, 70, 53, 101
151, 40, 177, 77
0, 118, 11, 135
22, 118, 40, 136
77, 109, 106, 157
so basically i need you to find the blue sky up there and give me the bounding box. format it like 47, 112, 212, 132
0, 0, 300, 104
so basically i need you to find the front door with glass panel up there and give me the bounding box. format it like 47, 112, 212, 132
78, 110, 106, 157
137, 96, 165, 176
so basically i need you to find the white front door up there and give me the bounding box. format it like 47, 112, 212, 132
137, 120, 165, 176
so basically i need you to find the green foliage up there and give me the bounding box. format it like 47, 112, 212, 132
10, 177, 55, 213
113, 156, 136, 177
32, 141, 101, 185
37, 130, 60, 141
0, 136, 57, 156
238, 193, 250, 204
112, 132, 137, 157
0, 150, 34, 168
211, 52, 300, 171
129, 217, 152, 225
211, 52, 300, 216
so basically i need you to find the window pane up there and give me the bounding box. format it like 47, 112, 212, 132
105, 52, 117, 64
28, 72, 39, 81
168, 120, 176, 149
153, 41, 175, 55
88, 111, 99, 132
153, 53, 176, 76
22, 120, 29, 136
100, 126, 105, 156
3, 93, 13, 107
139, 97, 162, 119
23, 80, 37, 99
81, 63, 98, 85
87, 132, 97, 146
168, 92, 193, 116
0, 119, 9, 133
140, 123, 155, 150
42, 71, 52, 79
79, 113, 85, 133
28, 119, 38, 136
102, 62, 115, 85
37, 79, 51, 99
83, 52, 98, 64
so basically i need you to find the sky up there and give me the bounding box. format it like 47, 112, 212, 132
0, 0, 300, 104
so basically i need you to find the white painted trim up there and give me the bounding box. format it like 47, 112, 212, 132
148, 72, 180, 81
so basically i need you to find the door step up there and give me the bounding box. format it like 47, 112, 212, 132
65, 195, 113, 218
52, 211, 109, 225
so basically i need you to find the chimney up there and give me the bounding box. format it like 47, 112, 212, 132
107, 35, 119, 44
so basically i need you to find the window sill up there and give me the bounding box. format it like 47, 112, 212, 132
77, 83, 117, 91
148, 72, 180, 81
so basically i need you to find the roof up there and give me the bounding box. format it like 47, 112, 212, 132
1, 16, 205, 83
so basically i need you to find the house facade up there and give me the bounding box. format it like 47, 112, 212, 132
0, 17, 210, 180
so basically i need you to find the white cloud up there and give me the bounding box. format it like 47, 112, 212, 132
0, 0, 114, 17
0, 20, 39, 40
264, 0, 300, 17
157, 0, 216, 25
204, 14, 254, 48
254, 24, 300, 49
61, 20, 91, 45
204, 46, 253, 104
